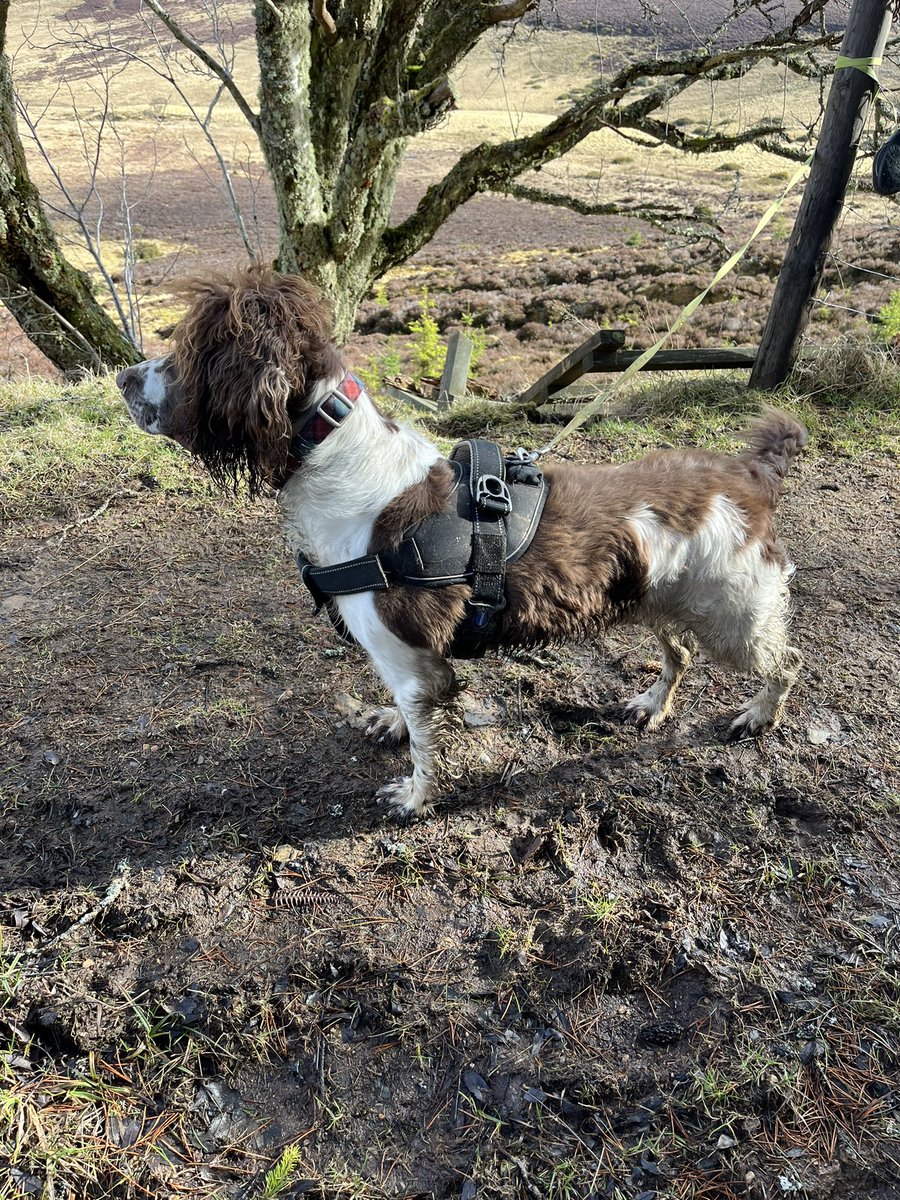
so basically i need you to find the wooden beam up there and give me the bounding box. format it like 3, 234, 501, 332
592, 347, 756, 372
750, 0, 893, 389
383, 383, 438, 412
514, 328, 625, 406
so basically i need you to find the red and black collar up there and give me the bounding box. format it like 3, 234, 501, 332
277, 372, 364, 488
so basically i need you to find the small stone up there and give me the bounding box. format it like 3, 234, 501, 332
637, 1019, 684, 1047
462, 696, 501, 728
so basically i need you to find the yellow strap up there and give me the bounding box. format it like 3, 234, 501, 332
835, 54, 882, 82
540, 153, 813, 454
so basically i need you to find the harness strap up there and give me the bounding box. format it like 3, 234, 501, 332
297, 439, 541, 659
298, 551, 389, 612
458, 439, 510, 651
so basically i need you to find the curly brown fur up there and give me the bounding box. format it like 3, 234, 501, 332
738, 406, 808, 506
170, 265, 342, 496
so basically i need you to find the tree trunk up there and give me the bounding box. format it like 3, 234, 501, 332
253, 0, 415, 342
0, 1, 142, 373
750, 0, 893, 388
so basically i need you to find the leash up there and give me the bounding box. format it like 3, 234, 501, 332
529, 153, 812, 459
528, 52, 884, 461
835, 54, 881, 85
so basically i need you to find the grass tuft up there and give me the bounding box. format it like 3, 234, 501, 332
789, 337, 900, 410
0, 374, 219, 522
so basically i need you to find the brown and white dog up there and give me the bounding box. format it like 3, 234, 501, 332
117, 266, 806, 818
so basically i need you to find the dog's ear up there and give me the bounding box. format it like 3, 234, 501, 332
170, 268, 339, 495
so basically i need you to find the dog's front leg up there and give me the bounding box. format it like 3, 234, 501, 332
336, 596, 460, 818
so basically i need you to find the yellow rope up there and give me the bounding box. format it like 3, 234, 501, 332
539, 154, 813, 454
834, 54, 882, 83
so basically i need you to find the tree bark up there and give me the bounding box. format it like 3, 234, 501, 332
0, 0, 142, 373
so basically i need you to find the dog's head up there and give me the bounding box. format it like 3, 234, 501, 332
117, 266, 343, 495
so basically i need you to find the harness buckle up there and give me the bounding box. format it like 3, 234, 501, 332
475, 473, 512, 515
466, 597, 507, 629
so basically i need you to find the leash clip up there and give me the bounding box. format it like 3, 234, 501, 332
475, 473, 512, 515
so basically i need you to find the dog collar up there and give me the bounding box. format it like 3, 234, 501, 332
277, 372, 364, 488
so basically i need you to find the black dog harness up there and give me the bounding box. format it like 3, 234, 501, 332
297, 438, 548, 659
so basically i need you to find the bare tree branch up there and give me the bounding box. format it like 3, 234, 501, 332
485, 1, 537, 23
0, 277, 104, 371
377, 24, 839, 276
0, 0, 141, 371
501, 182, 724, 239
312, 0, 337, 43
140, 0, 259, 133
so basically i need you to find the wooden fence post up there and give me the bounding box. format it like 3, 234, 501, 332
438, 330, 473, 409
750, 0, 893, 390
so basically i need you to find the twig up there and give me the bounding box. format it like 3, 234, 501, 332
140, 0, 260, 132
23, 861, 131, 957
498, 1151, 543, 1199
50, 489, 140, 546
312, 0, 336, 42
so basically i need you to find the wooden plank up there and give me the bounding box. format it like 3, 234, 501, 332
585, 346, 756, 375
514, 328, 625, 406
438, 330, 473, 409
383, 383, 437, 412
751, 0, 892, 388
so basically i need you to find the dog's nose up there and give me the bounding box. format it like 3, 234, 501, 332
116, 366, 136, 389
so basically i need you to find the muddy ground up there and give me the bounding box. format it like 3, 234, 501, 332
2, 410, 899, 1198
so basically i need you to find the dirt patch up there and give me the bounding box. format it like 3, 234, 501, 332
2, 423, 899, 1197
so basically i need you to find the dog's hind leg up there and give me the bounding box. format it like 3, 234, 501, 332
623, 627, 693, 730
728, 640, 802, 739
692, 561, 801, 738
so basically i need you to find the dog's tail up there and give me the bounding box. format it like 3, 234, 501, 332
739, 405, 808, 504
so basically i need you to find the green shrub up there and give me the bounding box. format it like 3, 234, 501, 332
408, 289, 445, 380
876, 290, 900, 341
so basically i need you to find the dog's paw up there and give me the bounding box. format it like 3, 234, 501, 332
365, 706, 408, 745
622, 693, 668, 731
726, 706, 775, 742
377, 775, 432, 821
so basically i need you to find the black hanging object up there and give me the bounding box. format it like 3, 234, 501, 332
873, 128, 900, 196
